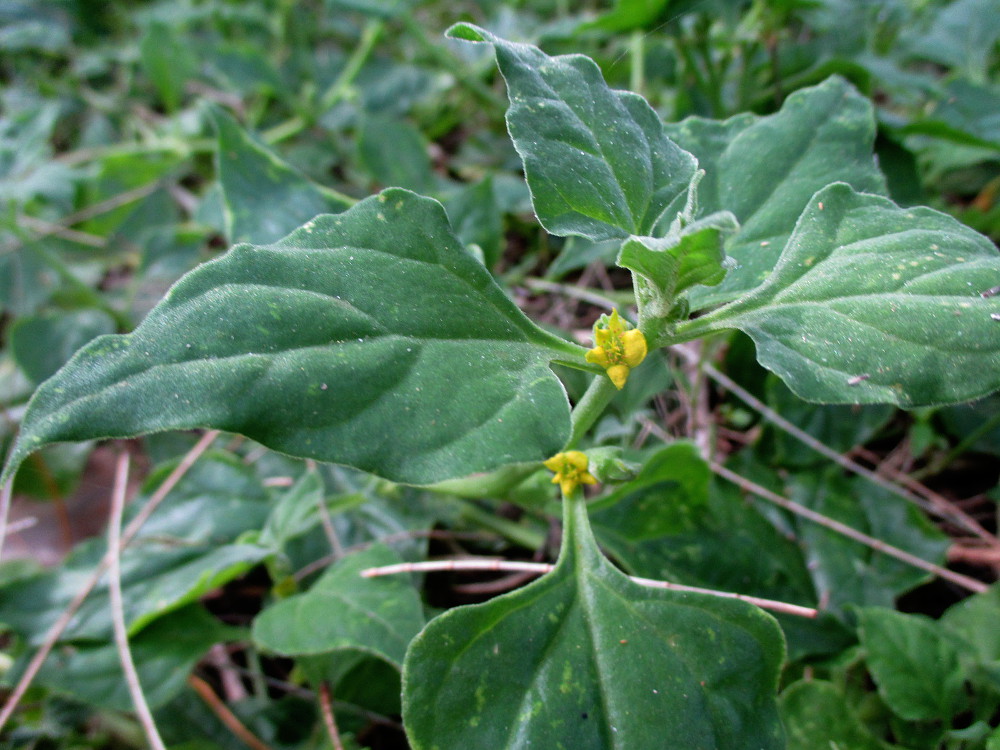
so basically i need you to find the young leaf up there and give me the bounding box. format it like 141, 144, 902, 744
447, 24, 698, 241
2, 190, 577, 487
210, 105, 354, 244
253, 545, 424, 668
402, 495, 786, 749
618, 211, 738, 320
682, 183, 1000, 406
664, 77, 888, 309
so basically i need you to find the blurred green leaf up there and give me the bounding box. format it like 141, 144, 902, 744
780, 680, 890, 750
139, 22, 197, 113
357, 112, 434, 193
789, 471, 948, 614
859, 607, 968, 722
10, 308, 116, 383
0, 453, 271, 643
210, 106, 353, 245
29, 605, 239, 711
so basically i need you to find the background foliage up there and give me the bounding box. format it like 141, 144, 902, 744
1, 0, 998, 748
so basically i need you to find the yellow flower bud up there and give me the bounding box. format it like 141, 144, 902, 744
543, 450, 598, 497
584, 309, 647, 389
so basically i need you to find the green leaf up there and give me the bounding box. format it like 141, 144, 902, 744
253, 545, 424, 668
443, 177, 504, 268
210, 106, 353, 245
665, 77, 888, 309
779, 680, 890, 750
576, 0, 671, 33
759, 376, 894, 468
859, 607, 968, 722
940, 584, 1000, 692
139, 23, 196, 113
9, 308, 116, 384
447, 24, 697, 241
29, 606, 238, 712
402, 494, 786, 749
590, 443, 710, 539
2, 190, 576, 488
684, 183, 1000, 406
591, 448, 817, 618
357, 112, 434, 194
789, 472, 948, 614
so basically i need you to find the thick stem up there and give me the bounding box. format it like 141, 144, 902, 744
566, 376, 619, 450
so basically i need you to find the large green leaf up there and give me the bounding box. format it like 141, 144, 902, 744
682, 183, 1000, 406
210, 106, 353, 245
2, 190, 577, 487
253, 545, 424, 668
664, 77, 887, 308
447, 24, 697, 241
402, 494, 785, 749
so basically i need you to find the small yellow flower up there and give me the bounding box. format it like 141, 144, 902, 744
543, 450, 598, 497
585, 309, 647, 389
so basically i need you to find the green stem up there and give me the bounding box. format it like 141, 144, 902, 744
629, 30, 645, 97
557, 488, 600, 572
454, 499, 546, 551
319, 19, 385, 112
566, 375, 619, 449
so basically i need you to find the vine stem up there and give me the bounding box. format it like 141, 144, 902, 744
0, 430, 221, 733
711, 461, 990, 594
361, 559, 818, 618
107, 453, 167, 750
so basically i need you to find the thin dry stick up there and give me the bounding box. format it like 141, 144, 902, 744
107, 453, 167, 750
188, 675, 274, 750
0, 430, 220, 732
684, 348, 999, 550
319, 683, 346, 750
361, 559, 818, 618
711, 461, 990, 594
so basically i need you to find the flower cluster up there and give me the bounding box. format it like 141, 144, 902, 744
585, 309, 647, 389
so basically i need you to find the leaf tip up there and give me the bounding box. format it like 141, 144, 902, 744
445, 23, 488, 43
